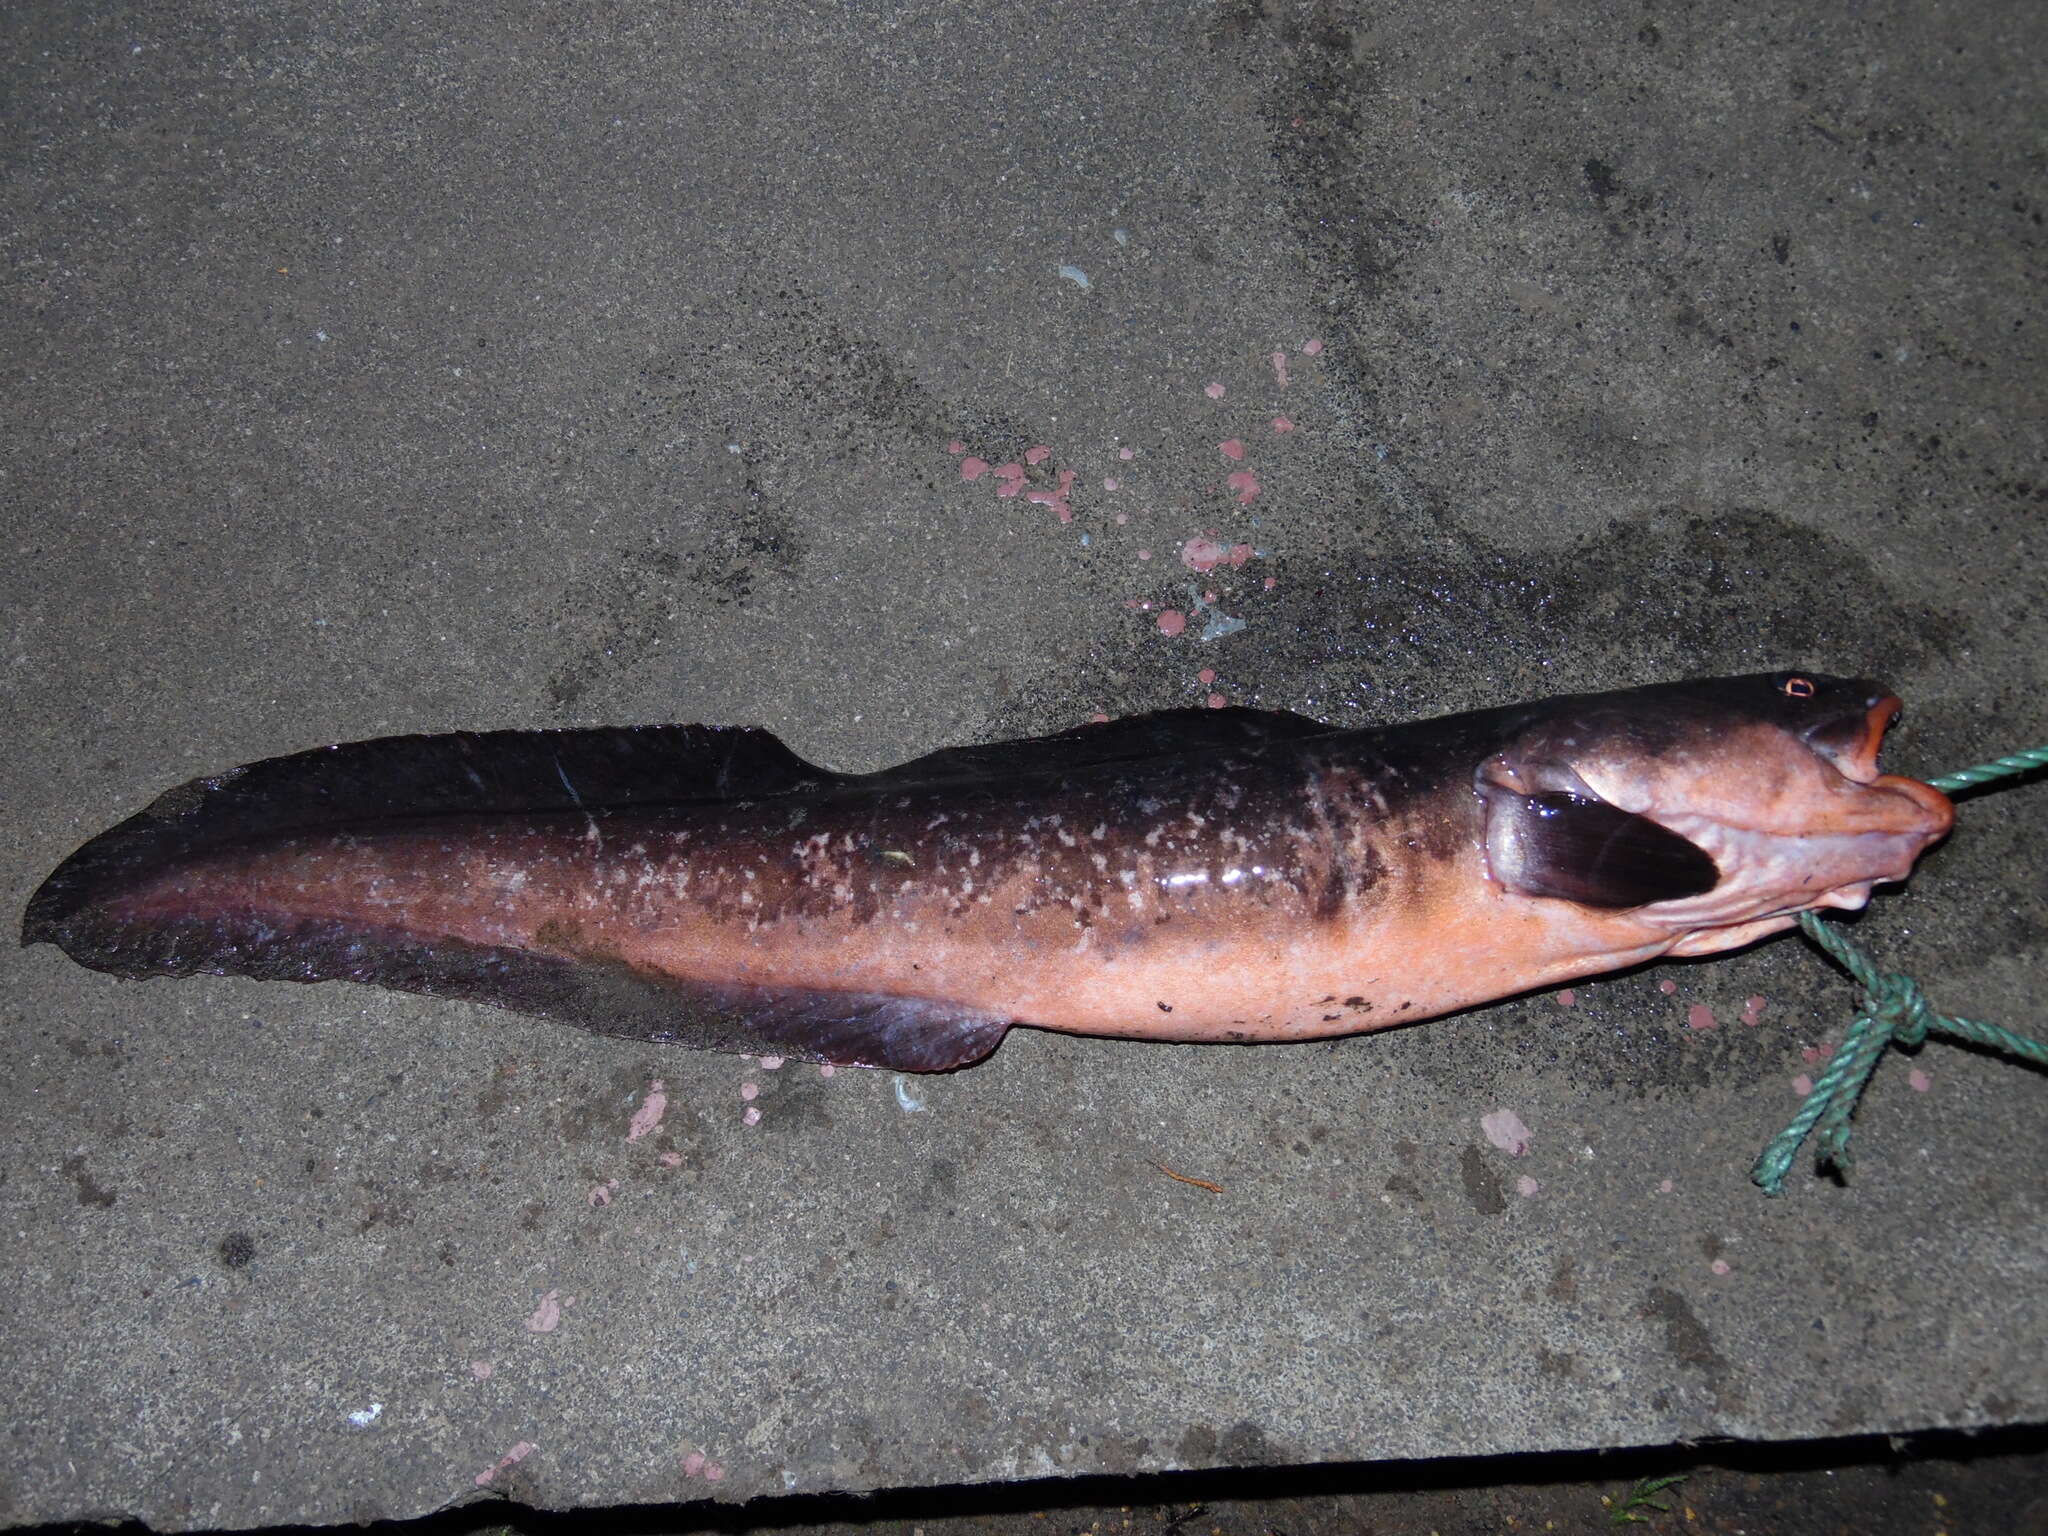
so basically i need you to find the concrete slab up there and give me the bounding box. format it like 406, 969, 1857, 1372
3, 0, 2043, 1526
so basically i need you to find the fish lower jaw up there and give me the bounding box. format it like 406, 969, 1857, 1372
1810, 880, 1876, 912
1636, 816, 1932, 933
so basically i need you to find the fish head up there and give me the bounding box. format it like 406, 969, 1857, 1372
1477, 672, 1954, 955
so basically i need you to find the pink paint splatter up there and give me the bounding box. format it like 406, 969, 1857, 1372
1909, 1068, 1933, 1092
1225, 470, 1260, 503
1271, 350, 1290, 386
1710, 1259, 1732, 1276
1481, 1108, 1533, 1156
742, 1105, 762, 1126
1272, 415, 1295, 432
1301, 338, 1324, 355
946, 440, 968, 455
706, 1463, 726, 1482
1228, 542, 1255, 565
1103, 477, 1120, 491
1658, 1178, 1675, 1194
587, 1180, 617, 1208
819, 1064, 836, 1078
1156, 609, 1187, 637
1658, 979, 1678, 995
1198, 668, 1217, 685
1089, 711, 1112, 723
524, 1291, 563, 1334
1219, 438, 1245, 461
1180, 536, 1230, 572
1119, 447, 1135, 461
680, 1451, 727, 1481
760, 1056, 784, 1070
1741, 995, 1767, 1026
1263, 575, 1277, 590
1024, 444, 1052, 465
1137, 548, 1153, 561
1204, 381, 1226, 399
1554, 989, 1576, 1007
1800, 1042, 1835, 1064
470, 1360, 495, 1380
1025, 467, 1077, 522
475, 1441, 537, 1487
740, 1082, 759, 1101
1516, 1176, 1540, 1198
1687, 1004, 1716, 1030
627, 1079, 667, 1142
658, 1151, 683, 1167
1792, 1074, 1815, 1098
1206, 693, 1226, 710
992, 462, 1027, 497
959, 456, 990, 482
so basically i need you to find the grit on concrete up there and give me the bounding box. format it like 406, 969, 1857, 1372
2, 0, 2042, 1528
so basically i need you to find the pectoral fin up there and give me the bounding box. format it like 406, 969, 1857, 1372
1484, 789, 1719, 909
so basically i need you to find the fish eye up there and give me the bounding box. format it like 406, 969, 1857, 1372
1780, 676, 1816, 699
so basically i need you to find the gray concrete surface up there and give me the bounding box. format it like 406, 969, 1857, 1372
3, 0, 2043, 1527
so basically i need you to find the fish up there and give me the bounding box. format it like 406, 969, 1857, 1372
22, 672, 1954, 1072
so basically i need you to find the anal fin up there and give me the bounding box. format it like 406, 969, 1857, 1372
39, 906, 1011, 1072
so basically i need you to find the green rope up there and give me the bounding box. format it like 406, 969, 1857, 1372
1751, 743, 2048, 1195
1927, 746, 2048, 796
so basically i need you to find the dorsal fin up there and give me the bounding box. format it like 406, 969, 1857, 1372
23, 726, 837, 942
862, 706, 1332, 789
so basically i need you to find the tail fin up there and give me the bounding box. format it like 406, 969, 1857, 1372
23, 724, 836, 948
21, 726, 1021, 1071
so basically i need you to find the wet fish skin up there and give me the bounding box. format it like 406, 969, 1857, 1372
21, 672, 1954, 1070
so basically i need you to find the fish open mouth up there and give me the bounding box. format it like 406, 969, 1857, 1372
1804, 693, 1902, 785
1801, 693, 1956, 838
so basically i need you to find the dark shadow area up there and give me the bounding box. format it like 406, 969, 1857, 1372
21, 1424, 2048, 1536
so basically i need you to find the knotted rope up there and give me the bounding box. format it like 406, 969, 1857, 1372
1751, 745, 2048, 1194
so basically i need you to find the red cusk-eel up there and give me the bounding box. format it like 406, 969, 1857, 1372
23, 672, 1954, 1071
